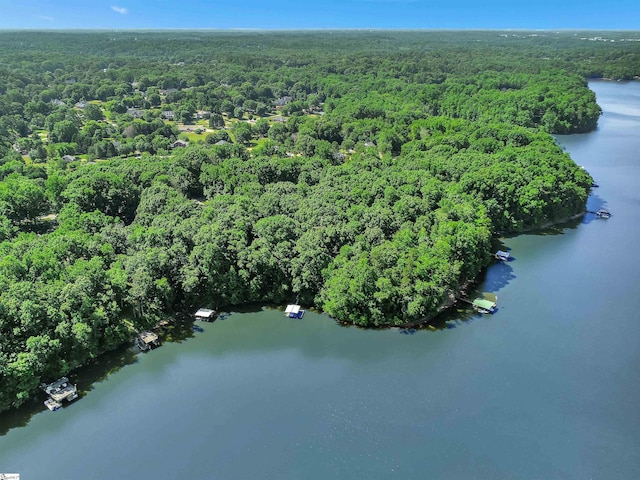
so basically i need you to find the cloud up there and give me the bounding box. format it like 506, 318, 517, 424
111, 5, 128, 15
35, 15, 55, 21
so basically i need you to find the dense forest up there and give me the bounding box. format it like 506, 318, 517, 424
1, 30, 639, 412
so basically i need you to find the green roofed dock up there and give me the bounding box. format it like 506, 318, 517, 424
472, 298, 497, 314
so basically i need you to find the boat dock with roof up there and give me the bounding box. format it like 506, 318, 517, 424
41, 377, 78, 409
472, 298, 497, 314
495, 250, 511, 261
285, 304, 305, 319
194, 308, 217, 321
135, 331, 160, 351
457, 296, 498, 314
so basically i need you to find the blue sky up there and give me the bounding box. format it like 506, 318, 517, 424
0, 0, 637, 30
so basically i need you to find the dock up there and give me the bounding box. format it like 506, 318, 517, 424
495, 250, 511, 261
135, 331, 160, 351
472, 298, 497, 314
194, 308, 217, 321
42, 377, 78, 404
457, 297, 497, 314
285, 304, 305, 319
587, 209, 611, 219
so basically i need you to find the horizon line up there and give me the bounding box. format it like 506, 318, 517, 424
1, 27, 640, 32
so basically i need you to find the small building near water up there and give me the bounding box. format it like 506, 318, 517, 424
136, 331, 160, 351
285, 304, 305, 319
194, 308, 217, 321
495, 250, 511, 261
472, 298, 497, 314
42, 377, 78, 407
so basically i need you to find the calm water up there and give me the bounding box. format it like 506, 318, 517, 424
1, 80, 640, 479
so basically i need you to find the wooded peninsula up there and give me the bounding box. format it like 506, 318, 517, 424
1, 30, 639, 413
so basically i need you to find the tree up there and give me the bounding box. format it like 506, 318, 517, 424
254, 118, 270, 137
209, 113, 225, 128
83, 103, 104, 121
232, 121, 253, 145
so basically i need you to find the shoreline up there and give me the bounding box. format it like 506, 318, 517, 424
339, 209, 588, 330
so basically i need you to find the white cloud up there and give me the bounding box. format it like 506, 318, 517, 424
111, 5, 128, 15
35, 15, 55, 21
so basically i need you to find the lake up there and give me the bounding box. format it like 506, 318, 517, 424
1, 80, 639, 479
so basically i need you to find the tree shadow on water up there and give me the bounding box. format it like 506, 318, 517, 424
483, 261, 516, 293
0, 346, 138, 437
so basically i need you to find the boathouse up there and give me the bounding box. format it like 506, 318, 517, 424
472, 298, 497, 314
43, 377, 78, 403
285, 304, 305, 319
194, 308, 217, 321
495, 250, 511, 261
136, 331, 160, 351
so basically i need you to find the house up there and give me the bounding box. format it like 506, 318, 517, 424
161, 110, 175, 121
274, 96, 292, 107
12, 143, 28, 155
159, 88, 178, 96
195, 110, 211, 120
50, 99, 66, 107
126, 108, 144, 119
62, 155, 77, 162
171, 140, 188, 149
215, 140, 229, 146
75, 101, 88, 109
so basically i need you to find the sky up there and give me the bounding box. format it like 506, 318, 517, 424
0, 0, 637, 30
